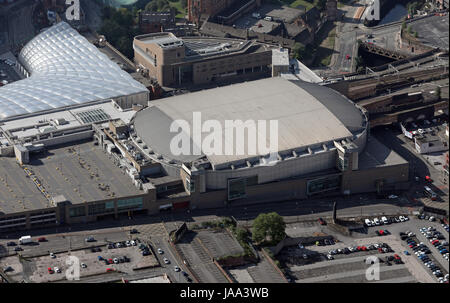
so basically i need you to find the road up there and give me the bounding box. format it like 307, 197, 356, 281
371, 127, 449, 211
327, 1, 365, 75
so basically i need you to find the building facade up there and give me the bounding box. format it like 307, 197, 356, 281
133, 33, 273, 87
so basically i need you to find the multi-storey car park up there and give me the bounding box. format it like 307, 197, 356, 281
0, 22, 411, 232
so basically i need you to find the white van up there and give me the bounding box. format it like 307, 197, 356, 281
365, 219, 372, 227
381, 216, 389, 224
373, 218, 380, 225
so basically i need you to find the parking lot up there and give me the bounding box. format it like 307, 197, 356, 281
276, 215, 449, 283
27, 240, 159, 282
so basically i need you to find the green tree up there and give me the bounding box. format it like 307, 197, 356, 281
401, 21, 406, 30
293, 42, 306, 60
252, 212, 286, 244
236, 228, 248, 243
435, 86, 441, 99
316, 0, 328, 11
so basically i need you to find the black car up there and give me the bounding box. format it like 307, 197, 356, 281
324, 239, 330, 245
3, 266, 14, 272
142, 250, 150, 256
6, 242, 16, 246
182, 271, 188, 277
14, 247, 23, 251
387, 256, 394, 261
119, 257, 125, 263
130, 229, 139, 234
123, 256, 130, 262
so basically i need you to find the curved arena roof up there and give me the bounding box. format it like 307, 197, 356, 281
0, 22, 148, 120
133, 77, 368, 168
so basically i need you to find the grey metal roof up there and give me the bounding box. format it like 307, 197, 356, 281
134, 77, 362, 166
294, 81, 366, 132
0, 22, 148, 120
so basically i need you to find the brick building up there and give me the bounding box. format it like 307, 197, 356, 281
138, 11, 176, 34
188, 0, 238, 23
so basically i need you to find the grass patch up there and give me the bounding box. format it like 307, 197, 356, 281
312, 22, 336, 67
289, 0, 318, 11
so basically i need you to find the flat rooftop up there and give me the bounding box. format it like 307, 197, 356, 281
21, 141, 141, 207
0, 156, 50, 215
0, 101, 137, 141
359, 137, 408, 169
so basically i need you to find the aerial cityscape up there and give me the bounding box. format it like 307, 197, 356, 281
0, 0, 449, 289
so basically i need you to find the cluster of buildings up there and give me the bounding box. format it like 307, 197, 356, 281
0, 19, 412, 232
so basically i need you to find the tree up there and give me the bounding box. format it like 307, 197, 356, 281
252, 212, 286, 244
401, 21, 406, 30
236, 228, 248, 243
316, 0, 328, 11
292, 42, 306, 60
435, 86, 441, 100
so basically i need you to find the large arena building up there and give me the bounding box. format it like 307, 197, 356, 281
131, 77, 408, 206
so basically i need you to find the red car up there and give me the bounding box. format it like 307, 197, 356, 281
378, 247, 383, 253
38, 237, 47, 242
432, 240, 439, 244
345, 54, 351, 60
393, 254, 400, 260
361, 246, 367, 251
425, 176, 433, 182
106, 268, 114, 273
357, 246, 362, 251
48, 267, 54, 274
108, 258, 113, 264
318, 218, 326, 225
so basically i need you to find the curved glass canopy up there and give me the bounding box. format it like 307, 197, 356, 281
0, 22, 147, 120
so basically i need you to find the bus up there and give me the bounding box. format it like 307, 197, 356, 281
424, 186, 437, 201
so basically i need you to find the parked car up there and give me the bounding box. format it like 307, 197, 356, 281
14, 247, 23, 251
130, 229, 139, 234
50, 252, 56, 258
85, 236, 95, 242
318, 218, 326, 225
163, 258, 170, 264
6, 242, 16, 246
37, 237, 47, 242
174, 266, 181, 272
81, 263, 87, 268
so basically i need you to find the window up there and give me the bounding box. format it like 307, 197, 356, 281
307, 176, 341, 195
117, 197, 143, 210
337, 156, 349, 172
186, 178, 195, 193
228, 178, 246, 201
88, 201, 115, 216
69, 206, 86, 218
